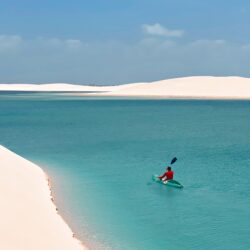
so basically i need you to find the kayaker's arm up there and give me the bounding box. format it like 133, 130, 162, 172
158, 172, 167, 179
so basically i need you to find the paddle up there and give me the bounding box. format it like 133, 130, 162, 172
170, 157, 177, 165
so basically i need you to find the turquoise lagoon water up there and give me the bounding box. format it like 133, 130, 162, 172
0, 93, 250, 249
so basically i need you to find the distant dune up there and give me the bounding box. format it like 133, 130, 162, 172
1, 76, 250, 99
96, 76, 250, 99
0, 83, 115, 92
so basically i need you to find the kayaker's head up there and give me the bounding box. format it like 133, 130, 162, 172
167, 166, 171, 171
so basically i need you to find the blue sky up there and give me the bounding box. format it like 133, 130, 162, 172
1, 0, 250, 84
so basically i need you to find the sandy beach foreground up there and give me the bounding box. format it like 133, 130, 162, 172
0, 145, 85, 250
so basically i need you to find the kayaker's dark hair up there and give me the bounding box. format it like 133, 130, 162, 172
167, 166, 171, 171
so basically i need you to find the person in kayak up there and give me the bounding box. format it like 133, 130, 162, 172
159, 166, 174, 181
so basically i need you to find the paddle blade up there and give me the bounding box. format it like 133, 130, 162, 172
170, 157, 177, 165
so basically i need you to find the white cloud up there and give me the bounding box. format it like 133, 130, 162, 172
190, 39, 226, 46
0, 35, 23, 51
32, 37, 82, 49
0, 34, 250, 84
142, 23, 184, 37
44, 38, 63, 46
241, 43, 250, 50
65, 39, 82, 49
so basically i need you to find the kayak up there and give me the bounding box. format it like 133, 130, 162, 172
152, 174, 183, 188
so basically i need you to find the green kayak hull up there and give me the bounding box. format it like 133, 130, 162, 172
152, 174, 183, 188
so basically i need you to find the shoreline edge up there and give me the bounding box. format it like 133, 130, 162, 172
0, 145, 87, 250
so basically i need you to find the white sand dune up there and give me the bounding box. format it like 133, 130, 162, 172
0, 82, 143, 92
97, 76, 250, 98
1, 76, 250, 98
0, 83, 114, 92
0, 145, 85, 250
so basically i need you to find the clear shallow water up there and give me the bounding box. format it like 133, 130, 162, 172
0, 93, 250, 250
